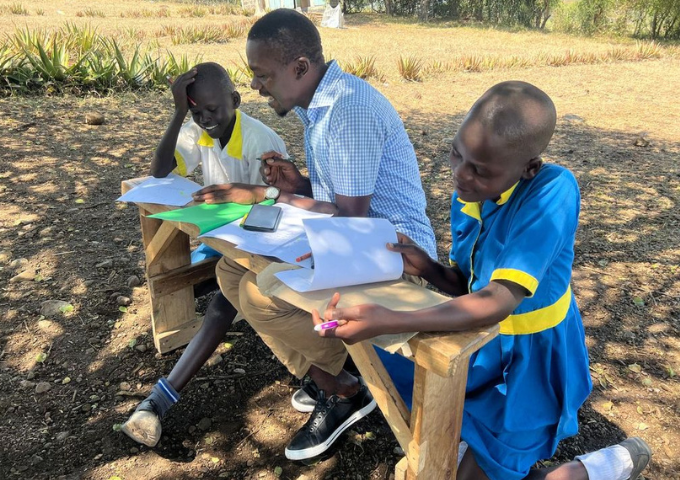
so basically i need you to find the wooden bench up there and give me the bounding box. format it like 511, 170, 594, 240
122, 178, 498, 479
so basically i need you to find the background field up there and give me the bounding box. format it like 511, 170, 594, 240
0, 1, 679, 479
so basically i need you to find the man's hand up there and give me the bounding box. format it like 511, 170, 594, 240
192, 183, 263, 205
311, 292, 395, 345
170, 69, 197, 115
387, 232, 437, 278
259, 151, 305, 193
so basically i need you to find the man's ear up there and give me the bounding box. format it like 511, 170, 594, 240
522, 157, 543, 179
294, 57, 310, 79
231, 91, 242, 109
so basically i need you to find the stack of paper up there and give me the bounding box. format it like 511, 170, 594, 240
116, 174, 202, 206
199, 203, 331, 269
273, 217, 403, 292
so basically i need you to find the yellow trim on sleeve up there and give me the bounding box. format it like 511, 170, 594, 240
449, 259, 457, 267
172, 150, 187, 176
197, 130, 214, 147
498, 286, 572, 335
491, 268, 539, 297
225, 110, 243, 160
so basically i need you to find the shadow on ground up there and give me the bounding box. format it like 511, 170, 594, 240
0, 91, 677, 479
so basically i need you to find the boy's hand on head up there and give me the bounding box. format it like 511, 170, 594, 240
170, 69, 197, 114
192, 183, 261, 205
259, 151, 305, 193
311, 292, 394, 345
388, 232, 435, 278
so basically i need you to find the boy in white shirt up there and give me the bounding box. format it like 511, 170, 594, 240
122, 62, 287, 447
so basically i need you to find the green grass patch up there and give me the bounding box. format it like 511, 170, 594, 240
0, 23, 201, 96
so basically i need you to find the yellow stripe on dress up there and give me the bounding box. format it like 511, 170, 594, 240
498, 286, 572, 335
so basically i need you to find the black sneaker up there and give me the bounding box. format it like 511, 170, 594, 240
291, 376, 367, 413
291, 377, 319, 413
285, 385, 376, 460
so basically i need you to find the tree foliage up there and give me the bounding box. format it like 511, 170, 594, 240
342, 0, 680, 37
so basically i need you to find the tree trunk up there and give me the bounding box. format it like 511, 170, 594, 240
418, 0, 430, 21
385, 0, 392, 16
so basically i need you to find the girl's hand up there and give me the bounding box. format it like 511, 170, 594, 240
311, 292, 396, 345
387, 232, 436, 278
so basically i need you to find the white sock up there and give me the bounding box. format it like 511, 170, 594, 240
457, 441, 468, 467
576, 445, 634, 480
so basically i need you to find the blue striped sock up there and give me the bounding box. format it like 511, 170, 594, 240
145, 378, 180, 418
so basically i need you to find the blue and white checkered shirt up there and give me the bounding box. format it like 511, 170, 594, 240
294, 61, 437, 259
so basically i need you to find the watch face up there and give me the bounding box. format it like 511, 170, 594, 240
266, 187, 280, 199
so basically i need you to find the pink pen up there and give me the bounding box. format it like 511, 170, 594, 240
314, 320, 339, 332
167, 76, 197, 106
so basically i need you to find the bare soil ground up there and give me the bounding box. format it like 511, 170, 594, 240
1, 3, 679, 480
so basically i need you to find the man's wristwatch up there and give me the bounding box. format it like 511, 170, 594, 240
264, 186, 281, 201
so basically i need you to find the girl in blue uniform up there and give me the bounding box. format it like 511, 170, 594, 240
312, 81, 651, 480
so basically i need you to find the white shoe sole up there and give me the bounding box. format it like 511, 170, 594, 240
284, 398, 377, 460
121, 410, 162, 447
291, 393, 315, 413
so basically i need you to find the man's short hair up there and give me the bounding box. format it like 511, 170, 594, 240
247, 9, 323, 65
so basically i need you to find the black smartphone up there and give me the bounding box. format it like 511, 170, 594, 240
242, 204, 283, 232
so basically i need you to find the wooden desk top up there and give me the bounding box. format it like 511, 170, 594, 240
122, 179, 499, 378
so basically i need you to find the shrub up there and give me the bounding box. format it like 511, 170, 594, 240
340, 55, 382, 80
397, 56, 423, 81
0, 24, 201, 96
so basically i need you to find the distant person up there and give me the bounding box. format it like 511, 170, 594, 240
312, 81, 652, 480
121, 62, 288, 447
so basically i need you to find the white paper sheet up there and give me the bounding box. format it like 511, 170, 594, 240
274, 217, 403, 292
116, 174, 202, 206
198, 203, 331, 269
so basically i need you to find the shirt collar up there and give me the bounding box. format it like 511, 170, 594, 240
456, 181, 519, 220
196, 110, 243, 160
307, 60, 343, 110
495, 181, 518, 205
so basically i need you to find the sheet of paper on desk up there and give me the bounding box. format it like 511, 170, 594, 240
198, 203, 331, 269
148, 201, 273, 235
116, 174, 202, 206
274, 217, 403, 292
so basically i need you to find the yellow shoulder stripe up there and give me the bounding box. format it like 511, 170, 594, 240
172, 150, 187, 176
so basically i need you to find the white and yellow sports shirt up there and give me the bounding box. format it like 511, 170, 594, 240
173, 109, 287, 187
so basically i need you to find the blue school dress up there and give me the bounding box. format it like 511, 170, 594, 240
448, 164, 592, 480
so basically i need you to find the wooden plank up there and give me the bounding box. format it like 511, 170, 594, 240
406, 359, 469, 480
408, 325, 499, 377
395, 457, 408, 480
345, 341, 412, 452
155, 315, 204, 354
148, 257, 218, 299
138, 205, 195, 353
145, 221, 182, 269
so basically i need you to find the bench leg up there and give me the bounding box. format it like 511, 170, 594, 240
406, 358, 469, 480
139, 208, 200, 354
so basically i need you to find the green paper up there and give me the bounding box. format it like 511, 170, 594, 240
148, 200, 274, 235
